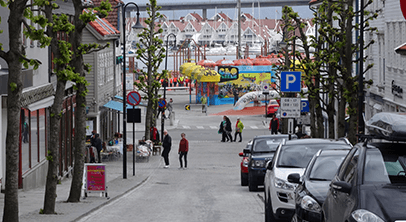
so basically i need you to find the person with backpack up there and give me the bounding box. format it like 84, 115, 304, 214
234, 117, 244, 142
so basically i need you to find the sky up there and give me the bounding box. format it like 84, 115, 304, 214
124, 0, 315, 20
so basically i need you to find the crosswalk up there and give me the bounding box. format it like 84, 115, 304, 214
181, 125, 268, 130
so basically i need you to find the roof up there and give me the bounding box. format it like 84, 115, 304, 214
86, 9, 120, 38
92, 0, 122, 28
285, 138, 350, 145
395, 43, 406, 55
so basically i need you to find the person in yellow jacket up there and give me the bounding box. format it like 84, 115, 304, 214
234, 117, 244, 142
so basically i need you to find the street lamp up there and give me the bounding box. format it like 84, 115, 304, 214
121, 2, 143, 179
161, 33, 177, 142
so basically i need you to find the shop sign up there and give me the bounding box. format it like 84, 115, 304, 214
218, 66, 239, 82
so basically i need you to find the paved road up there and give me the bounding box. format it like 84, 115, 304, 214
78, 131, 266, 222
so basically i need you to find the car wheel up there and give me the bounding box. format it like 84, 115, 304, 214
248, 173, 258, 191
248, 180, 257, 191
241, 172, 248, 186
265, 193, 281, 222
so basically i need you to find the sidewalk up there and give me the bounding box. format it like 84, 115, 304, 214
0, 153, 163, 222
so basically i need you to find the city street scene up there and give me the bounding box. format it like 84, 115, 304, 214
1, 0, 406, 222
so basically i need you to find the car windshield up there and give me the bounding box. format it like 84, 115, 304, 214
277, 144, 349, 168
252, 138, 283, 152
364, 149, 406, 184
309, 155, 346, 181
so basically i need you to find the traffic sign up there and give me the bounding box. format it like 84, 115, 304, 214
262, 84, 269, 94
301, 100, 310, 112
280, 71, 302, 92
158, 99, 167, 108
185, 104, 190, 110
127, 91, 141, 106
280, 97, 301, 118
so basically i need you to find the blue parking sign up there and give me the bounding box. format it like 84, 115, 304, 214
301, 100, 309, 112
281, 71, 301, 92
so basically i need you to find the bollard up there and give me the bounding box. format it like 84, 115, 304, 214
170, 111, 175, 126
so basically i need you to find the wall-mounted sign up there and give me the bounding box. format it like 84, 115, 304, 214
218, 66, 239, 82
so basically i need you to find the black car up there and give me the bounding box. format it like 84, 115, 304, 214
322, 141, 406, 222
245, 134, 297, 191
288, 149, 350, 222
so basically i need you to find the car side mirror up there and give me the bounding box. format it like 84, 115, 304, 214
266, 160, 273, 170
243, 148, 251, 154
287, 173, 301, 184
330, 181, 351, 194
238, 152, 244, 157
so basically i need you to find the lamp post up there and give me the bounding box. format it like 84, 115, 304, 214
358, 0, 365, 138
161, 33, 176, 141
121, 2, 143, 179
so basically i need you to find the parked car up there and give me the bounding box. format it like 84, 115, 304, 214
245, 134, 297, 192
239, 140, 252, 186
267, 99, 280, 117
264, 138, 352, 222
322, 141, 406, 222
288, 149, 350, 222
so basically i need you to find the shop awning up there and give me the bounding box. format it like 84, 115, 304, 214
103, 100, 136, 112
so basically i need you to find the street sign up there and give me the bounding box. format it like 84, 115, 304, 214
288, 119, 294, 134
280, 71, 302, 92
185, 104, 190, 110
301, 100, 310, 112
262, 84, 269, 94
158, 99, 167, 108
127, 91, 141, 106
280, 97, 301, 118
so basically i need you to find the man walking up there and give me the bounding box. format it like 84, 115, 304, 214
234, 117, 244, 142
178, 133, 189, 169
269, 114, 279, 135
162, 129, 172, 168
200, 94, 207, 113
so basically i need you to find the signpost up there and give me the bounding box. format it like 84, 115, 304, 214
126, 91, 141, 176
159, 99, 167, 142
262, 84, 269, 120
280, 71, 302, 139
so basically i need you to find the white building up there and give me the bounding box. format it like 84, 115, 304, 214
366, 1, 406, 118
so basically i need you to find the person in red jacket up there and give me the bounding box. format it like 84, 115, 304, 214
269, 114, 279, 134
178, 133, 189, 169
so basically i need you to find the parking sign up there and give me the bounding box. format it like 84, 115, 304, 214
281, 71, 301, 92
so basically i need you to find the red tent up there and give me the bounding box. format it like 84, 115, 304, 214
215, 58, 235, 66
197, 59, 216, 67
233, 59, 253, 66
252, 58, 273, 66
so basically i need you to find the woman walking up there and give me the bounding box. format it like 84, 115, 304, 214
178, 133, 189, 169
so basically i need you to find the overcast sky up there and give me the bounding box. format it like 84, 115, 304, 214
124, 0, 314, 20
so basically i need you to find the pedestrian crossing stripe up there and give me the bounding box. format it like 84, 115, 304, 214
196, 126, 204, 129
250, 126, 258, 129
182, 126, 191, 129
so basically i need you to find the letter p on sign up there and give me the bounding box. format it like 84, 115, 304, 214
281, 71, 302, 92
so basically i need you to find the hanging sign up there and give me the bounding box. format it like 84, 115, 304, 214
218, 66, 239, 82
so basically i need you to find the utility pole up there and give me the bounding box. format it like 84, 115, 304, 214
237, 0, 242, 59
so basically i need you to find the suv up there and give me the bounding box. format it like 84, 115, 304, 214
322, 141, 406, 222
264, 138, 352, 222
245, 134, 296, 191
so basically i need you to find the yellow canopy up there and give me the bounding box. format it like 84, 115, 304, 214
197, 69, 221, 83
184, 65, 203, 77
191, 67, 206, 80
290, 60, 306, 72
179, 62, 196, 74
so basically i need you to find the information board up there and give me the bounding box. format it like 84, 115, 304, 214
280, 97, 301, 118
85, 164, 106, 192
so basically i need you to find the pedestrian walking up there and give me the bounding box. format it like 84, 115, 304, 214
166, 98, 173, 118
200, 94, 207, 113
162, 129, 172, 168
91, 132, 103, 163
178, 133, 189, 169
234, 117, 244, 142
219, 116, 233, 142
269, 114, 280, 134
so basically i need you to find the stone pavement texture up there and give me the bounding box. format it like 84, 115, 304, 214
0, 90, 267, 221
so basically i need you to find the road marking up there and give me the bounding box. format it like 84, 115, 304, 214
182, 126, 191, 129
210, 126, 217, 129
250, 126, 258, 129
196, 126, 204, 129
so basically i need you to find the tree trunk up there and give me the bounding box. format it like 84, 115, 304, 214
3, 0, 28, 221
43, 80, 65, 213
67, 1, 87, 202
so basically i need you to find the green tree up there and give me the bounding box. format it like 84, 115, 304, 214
67, 0, 111, 202
133, 0, 166, 140
0, 0, 47, 220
